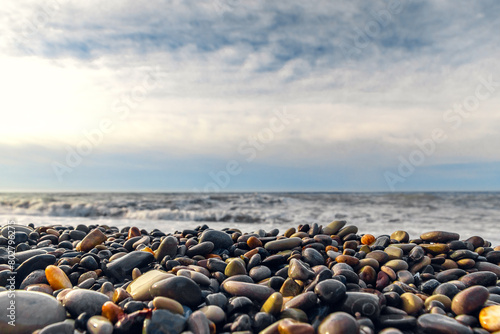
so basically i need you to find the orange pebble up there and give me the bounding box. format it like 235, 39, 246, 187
128, 227, 141, 239
45, 265, 72, 290
205, 254, 222, 259
361, 234, 376, 245
243, 249, 259, 259
141, 247, 155, 255
325, 245, 338, 252
247, 236, 263, 249
102, 301, 125, 323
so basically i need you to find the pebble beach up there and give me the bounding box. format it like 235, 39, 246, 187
1, 220, 500, 334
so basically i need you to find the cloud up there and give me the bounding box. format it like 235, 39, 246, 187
1, 0, 500, 190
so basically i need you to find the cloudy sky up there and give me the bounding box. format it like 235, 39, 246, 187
1, 0, 500, 192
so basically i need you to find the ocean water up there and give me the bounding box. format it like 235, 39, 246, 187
1, 192, 499, 246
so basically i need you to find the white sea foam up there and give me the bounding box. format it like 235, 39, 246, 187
1, 192, 499, 245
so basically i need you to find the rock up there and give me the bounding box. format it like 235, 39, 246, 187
451, 286, 489, 315
45, 265, 72, 290
249, 265, 272, 281
145, 309, 186, 334
264, 237, 302, 251
284, 291, 318, 311
318, 312, 359, 334
19, 269, 48, 289
314, 279, 347, 304
150, 276, 202, 308
341, 292, 381, 321
459, 271, 497, 288
153, 296, 184, 315
199, 230, 233, 250
222, 281, 274, 301
155, 236, 178, 261
15, 254, 56, 288
0, 291, 66, 334
288, 258, 315, 280
104, 251, 154, 280
400, 292, 424, 315
420, 231, 460, 243
62, 289, 110, 317
261, 292, 283, 315
224, 258, 247, 276
417, 313, 473, 334
322, 220, 346, 235
86, 315, 113, 334
80, 255, 99, 271
278, 318, 315, 334
479, 305, 500, 332
188, 310, 210, 334
186, 241, 214, 257
76, 228, 107, 252
126, 269, 173, 301
39, 319, 75, 334
199, 305, 226, 324
14, 249, 47, 263
1, 224, 33, 238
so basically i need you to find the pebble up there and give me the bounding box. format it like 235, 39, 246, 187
150, 276, 202, 308
0, 290, 66, 333
62, 289, 111, 317
2, 222, 500, 334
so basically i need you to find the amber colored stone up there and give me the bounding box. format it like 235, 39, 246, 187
128, 226, 141, 239
76, 228, 107, 252
247, 236, 263, 249
261, 292, 283, 315
45, 265, 72, 290
153, 296, 184, 315
361, 234, 376, 245
141, 247, 155, 255
278, 318, 315, 334
102, 301, 125, 323
479, 305, 500, 332
113, 288, 132, 304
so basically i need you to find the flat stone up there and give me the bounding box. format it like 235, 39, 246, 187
417, 313, 473, 334
150, 276, 202, 308
222, 281, 274, 301
126, 269, 173, 301
0, 290, 66, 334
264, 237, 302, 251
104, 251, 155, 280
63, 289, 110, 317
318, 312, 359, 334
199, 230, 233, 250
420, 231, 460, 243
145, 309, 186, 334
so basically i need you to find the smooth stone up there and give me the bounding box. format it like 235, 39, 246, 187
288, 258, 315, 280
145, 309, 186, 334
104, 251, 155, 280
1, 224, 33, 238
177, 269, 211, 286
302, 247, 324, 267
384, 259, 409, 272
15, 254, 56, 288
341, 292, 380, 320
378, 314, 417, 330
225, 258, 247, 276
459, 271, 497, 288
150, 276, 202, 308
280, 277, 302, 297
14, 249, 47, 263
78, 271, 99, 284
261, 292, 283, 315
279, 308, 308, 323
337, 225, 358, 238
264, 237, 302, 251
45, 265, 72, 290
436, 269, 467, 283
188, 310, 210, 334
475, 262, 500, 278
227, 296, 253, 314
249, 265, 272, 281
199, 305, 226, 324
199, 230, 233, 250
318, 312, 359, 334
434, 283, 460, 299
358, 265, 377, 285
451, 286, 489, 315
314, 279, 347, 304
425, 294, 452, 311
278, 318, 315, 334
366, 250, 389, 264
0, 291, 66, 333
322, 220, 346, 235
87, 315, 113, 334
284, 291, 318, 311
69, 230, 87, 240
19, 269, 48, 289
400, 292, 424, 315
222, 281, 274, 301
409, 246, 425, 261
205, 292, 228, 309
391, 230, 410, 243
80, 256, 99, 271
186, 241, 214, 257
231, 314, 252, 332
420, 231, 460, 243
63, 289, 111, 317
479, 305, 500, 332
385, 246, 404, 260
77, 228, 107, 252
421, 244, 450, 255
417, 313, 473, 334
153, 296, 184, 315
38, 319, 75, 334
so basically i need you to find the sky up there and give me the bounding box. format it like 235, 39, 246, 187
1, 0, 500, 192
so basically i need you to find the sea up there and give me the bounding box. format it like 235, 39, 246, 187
1, 192, 499, 246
